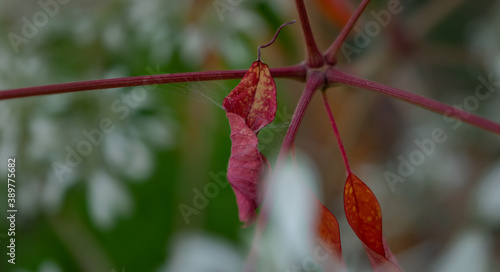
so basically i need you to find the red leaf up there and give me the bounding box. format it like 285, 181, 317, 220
223, 60, 277, 225
344, 173, 401, 271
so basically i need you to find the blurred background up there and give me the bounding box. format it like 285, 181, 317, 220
0, 0, 499, 271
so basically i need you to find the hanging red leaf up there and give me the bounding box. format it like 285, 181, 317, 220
223, 60, 277, 225
344, 173, 401, 271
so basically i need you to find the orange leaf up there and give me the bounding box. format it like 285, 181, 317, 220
317, 202, 344, 269
344, 173, 401, 271
344, 173, 384, 254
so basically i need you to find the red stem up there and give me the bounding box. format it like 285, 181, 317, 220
0, 65, 307, 100
321, 91, 351, 174
326, 68, 500, 135
324, 0, 372, 65
279, 71, 326, 161
294, 0, 324, 68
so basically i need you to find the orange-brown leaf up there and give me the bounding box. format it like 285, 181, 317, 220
318, 202, 343, 264
344, 173, 401, 271
344, 173, 384, 255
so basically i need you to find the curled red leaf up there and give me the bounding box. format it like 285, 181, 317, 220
226, 113, 264, 224
344, 173, 401, 271
223, 60, 277, 225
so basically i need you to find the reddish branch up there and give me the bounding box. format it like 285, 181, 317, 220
0, 65, 306, 100
279, 71, 326, 160
327, 68, 500, 135
294, 0, 324, 68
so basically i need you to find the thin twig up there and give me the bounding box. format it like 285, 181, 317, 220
324, 0, 372, 65
321, 91, 351, 174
